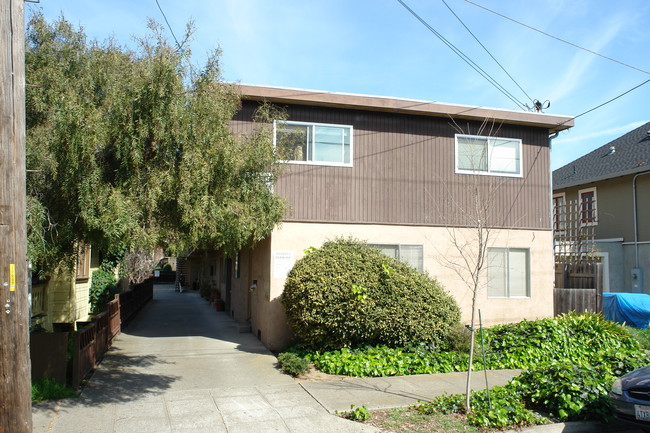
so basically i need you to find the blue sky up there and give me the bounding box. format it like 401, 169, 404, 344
29, 0, 650, 170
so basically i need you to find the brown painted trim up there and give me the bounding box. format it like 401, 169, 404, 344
236, 84, 574, 133
280, 219, 553, 232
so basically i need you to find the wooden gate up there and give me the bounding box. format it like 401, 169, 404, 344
553, 198, 603, 315
554, 262, 603, 315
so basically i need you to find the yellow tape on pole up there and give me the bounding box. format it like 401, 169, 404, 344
9, 264, 16, 291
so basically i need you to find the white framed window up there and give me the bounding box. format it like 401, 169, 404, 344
487, 247, 530, 298
552, 192, 566, 232
455, 134, 522, 177
368, 244, 423, 272
274, 120, 352, 166
578, 187, 597, 226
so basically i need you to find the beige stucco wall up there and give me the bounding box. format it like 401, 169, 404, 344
254, 222, 554, 349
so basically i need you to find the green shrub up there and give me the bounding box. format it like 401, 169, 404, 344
162, 263, 172, 271
32, 378, 78, 402
309, 345, 469, 376
465, 386, 546, 428
277, 352, 310, 377
484, 312, 648, 375
513, 362, 614, 421
625, 326, 650, 350
307, 312, 649, 379
89, 265, 118, 314
417, 387, 546, 429
281, 238, 461, 350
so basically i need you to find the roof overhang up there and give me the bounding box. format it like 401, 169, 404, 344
554, 167, 650, 190
236, 84, 575, 134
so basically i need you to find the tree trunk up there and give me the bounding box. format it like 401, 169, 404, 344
465, 290, 478, 413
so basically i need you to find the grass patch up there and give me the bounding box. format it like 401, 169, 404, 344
366, 407, 479, 433
32, 378, 78, 402
626, 326, 650, 350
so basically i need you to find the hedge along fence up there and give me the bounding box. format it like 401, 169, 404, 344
71, 278, 154, 387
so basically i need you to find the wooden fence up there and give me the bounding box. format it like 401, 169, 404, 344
554, 262, 603, 316
71, 279, 154, 387
119, 279, 154, 326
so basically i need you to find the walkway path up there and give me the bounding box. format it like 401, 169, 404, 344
32, 284, 518, 433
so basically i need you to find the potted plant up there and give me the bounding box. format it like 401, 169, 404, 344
211, 289, 225, 312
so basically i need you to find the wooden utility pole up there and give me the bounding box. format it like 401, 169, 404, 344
0, 0, 31, 432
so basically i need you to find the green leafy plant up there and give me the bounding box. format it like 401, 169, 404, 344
337, 405, 370, 421
277, 352, 310, 377
483, 313, 648, 375
415, 394, 464, 415
625, 326, 650, 350
32, 378, 78, 402
309, 345, 469, 377
89, 264, 118, 314
281, 238, 460, 350
513, 362, 614, 421
417, 387, 546, 429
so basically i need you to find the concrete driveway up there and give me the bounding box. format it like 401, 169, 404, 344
33, 285, 378, 433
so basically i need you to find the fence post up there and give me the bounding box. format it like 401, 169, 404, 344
71, 331, 81, 388
596, 262, 604, 312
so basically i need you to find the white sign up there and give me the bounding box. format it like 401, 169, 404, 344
273, 250, 295, 279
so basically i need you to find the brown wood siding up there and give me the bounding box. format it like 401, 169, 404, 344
232, 101, 551, 230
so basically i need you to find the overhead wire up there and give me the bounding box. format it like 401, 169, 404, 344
557, 78, 650, 128
440, 0, 535, 106
438, 0, 650, 124
394, 0, 528, 111
155, 0, 182, 50
462, 0, 650, 76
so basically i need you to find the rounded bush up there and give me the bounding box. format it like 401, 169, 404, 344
281, 238, 461, 350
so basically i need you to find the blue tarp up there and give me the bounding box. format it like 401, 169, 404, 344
603, 293, 650, 329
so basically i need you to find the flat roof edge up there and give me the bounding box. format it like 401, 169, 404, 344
235, 84, 575, 133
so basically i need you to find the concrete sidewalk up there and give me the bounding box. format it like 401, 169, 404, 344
31, 285, 518, 432
301, 369, 519, 413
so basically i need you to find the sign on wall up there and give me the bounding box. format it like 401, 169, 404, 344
273, 250, 295, 279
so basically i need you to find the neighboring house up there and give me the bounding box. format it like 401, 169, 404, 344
203, 85, 574, 350
31, 244, 99, 331
553, 121, 650, 294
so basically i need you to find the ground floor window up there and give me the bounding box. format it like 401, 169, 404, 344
487, 247, 530, 298
368, 244, 423, 272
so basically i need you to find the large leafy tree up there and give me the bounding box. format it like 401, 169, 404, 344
25, 13, 285, 273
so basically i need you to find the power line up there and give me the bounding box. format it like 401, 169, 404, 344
553, 78, 650, 129
155, 0, 182, 50
395, 0, 528, 110
573, 79, 650, 121
440, 0, 535, 105
463, 0, 650, 76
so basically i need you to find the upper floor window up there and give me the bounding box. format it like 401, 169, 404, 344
275, 121, 352, 166
368, 243, 423, 272
579, 187, 597, 226
76, 243, 91, 281
455, 134, 522, 177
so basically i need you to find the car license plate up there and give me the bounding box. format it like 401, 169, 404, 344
635, 405, 650, 421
